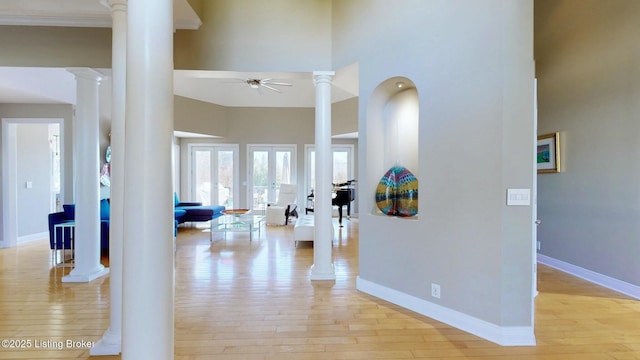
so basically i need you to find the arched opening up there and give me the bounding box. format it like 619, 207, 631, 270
366, 77, 419, 218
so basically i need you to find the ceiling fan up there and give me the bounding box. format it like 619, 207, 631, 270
244, 78, 292, 93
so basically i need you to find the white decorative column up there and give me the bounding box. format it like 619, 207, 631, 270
91, 0, 126, 356
63, 68, 110, 283
311, 71, 336, 281
121, 0, 174, 359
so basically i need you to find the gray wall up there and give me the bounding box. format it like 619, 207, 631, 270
0, 26, 111, 67
535, 0, 640, 286
335, 0, 535, 327
16, 124, 51, 237
175, 96, 228, 137
174, 0, 332, 71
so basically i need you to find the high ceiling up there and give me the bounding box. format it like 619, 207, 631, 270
0, 0, 201, 29
0, 0, 359, 108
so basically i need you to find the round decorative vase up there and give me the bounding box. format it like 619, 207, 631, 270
395, 167, 418, 217
375, 165, 418, 217
375, 168, 398, 215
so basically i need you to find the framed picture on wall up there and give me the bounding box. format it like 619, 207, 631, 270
537, 132, 560, 173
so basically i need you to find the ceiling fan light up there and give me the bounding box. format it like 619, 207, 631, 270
250, 83, 259, 89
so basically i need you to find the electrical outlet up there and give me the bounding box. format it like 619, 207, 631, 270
431, 283, 441, 299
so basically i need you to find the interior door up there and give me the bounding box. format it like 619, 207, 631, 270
190, 145, 236, 208
248, 145, 296, 211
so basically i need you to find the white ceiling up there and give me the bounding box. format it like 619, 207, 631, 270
173, 68, 358, 108
0, 67, 77, 104
0, 1, 359, 109
0, 0, 202, 29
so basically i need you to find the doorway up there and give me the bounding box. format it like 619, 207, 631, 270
188, 144, 238, 208
2, 118, 63, 248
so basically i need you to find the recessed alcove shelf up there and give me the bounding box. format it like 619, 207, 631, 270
370, 211, 420, 220
366, 76, 419, 219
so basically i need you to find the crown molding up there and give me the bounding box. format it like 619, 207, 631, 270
0, 14, 112, 28
0, 14, 201, 30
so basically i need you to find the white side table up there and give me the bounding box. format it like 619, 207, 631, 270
53, 221, 75, 266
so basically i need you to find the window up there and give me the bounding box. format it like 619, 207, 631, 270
304, 144, 355, 195
187, 144, 239, 208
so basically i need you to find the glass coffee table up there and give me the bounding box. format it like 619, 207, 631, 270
211, 211, 264, 242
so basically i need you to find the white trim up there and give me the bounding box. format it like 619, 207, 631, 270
174, 18, 202, 30
537, 254, 640, 300
0, 16, 201, 30
356, 276, 536, 347
0, 15, 113, 28
18, 231, 48, 244
1, 120, 18, 248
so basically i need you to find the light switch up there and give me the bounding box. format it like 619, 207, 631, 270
25, 181, 33, 189
507, 188, 530, 206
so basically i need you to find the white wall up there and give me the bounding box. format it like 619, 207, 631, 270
382, 88, 419, 176
16, 123, 51, 237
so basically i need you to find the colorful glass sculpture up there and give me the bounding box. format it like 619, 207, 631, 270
375, 165, 418, 217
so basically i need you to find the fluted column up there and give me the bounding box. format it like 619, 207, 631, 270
91, 0, 126, 356
62, 68, 109, 283
121, 0, 174, 359
310, 71, 336, 281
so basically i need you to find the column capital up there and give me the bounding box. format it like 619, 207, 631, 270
313, 70, 335, 77
66, 68, 104, 83
100, 0, 128, 12
313, 71, 335, 86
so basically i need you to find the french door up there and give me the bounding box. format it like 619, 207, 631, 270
189, 144, 238, 208
304, 144, 355, 193
248, 145, 296, 212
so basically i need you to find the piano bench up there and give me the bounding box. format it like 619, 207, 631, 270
294, 215, 315, 246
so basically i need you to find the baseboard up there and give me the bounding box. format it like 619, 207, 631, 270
18, 231, 48, 244
537, 254, 640, 300
356, 277, 536, 346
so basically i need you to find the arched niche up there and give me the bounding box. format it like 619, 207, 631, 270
366, 76, 419, 217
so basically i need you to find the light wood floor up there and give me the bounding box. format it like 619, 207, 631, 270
1, 219, 638, 359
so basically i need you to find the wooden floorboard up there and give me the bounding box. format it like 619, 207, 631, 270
0, 219, 638, 359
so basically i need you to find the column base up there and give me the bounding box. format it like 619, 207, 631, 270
90, 329, 121, 356
62, 266, 109, 283
310, 264, 336, 281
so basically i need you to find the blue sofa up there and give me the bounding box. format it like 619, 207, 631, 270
174, 193, 226, 225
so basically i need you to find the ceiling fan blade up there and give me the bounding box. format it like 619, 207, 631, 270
262, 81, 292, 87
261, 84, 282, 93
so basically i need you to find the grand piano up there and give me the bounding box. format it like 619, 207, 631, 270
306, 180, 356, 226
332, 180, 356, 227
